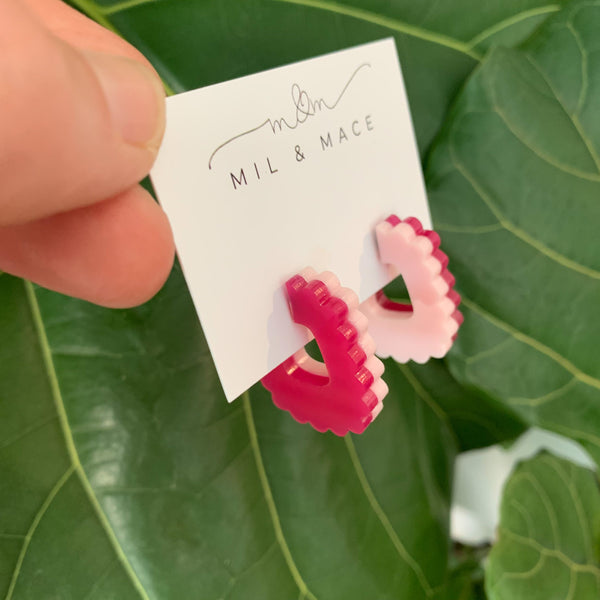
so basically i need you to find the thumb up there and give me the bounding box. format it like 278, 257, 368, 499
0, 0, 166, 225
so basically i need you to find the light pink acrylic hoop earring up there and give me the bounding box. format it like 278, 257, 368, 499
360, 215, 462, 363
261, 268, 388, 436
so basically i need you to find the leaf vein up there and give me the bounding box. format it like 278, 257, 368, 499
81, 559, 120, 600
491, 100, 600, 180
460, 297, 600, 391
344, 435, 433, 596
503, 552, 546, 581
523, 53, 600, 172
566, 20, 589, 116
464, 337, 515, 365
509, 499, 536, 538
507, 377, 578, 408
539, 456, 592, 560
0, 414, 58, 452
222, 542, 278, 599
397, 364, 446, 422
466, 5, 560, 49
449, 141, 600, 279
500, 528, 600, 575
24, 281, 151, 600
242, 393, 318, 600
513, 473, 561, 548
101, 0, 159, 15
272, 0, 481, 59
565, 569, 577, 600
4, 465, 76, 600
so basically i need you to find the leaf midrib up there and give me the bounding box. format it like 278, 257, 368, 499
242, 391, 437, 598
20, 281, 150, 600
344, 435, 434, 596
75, 0, 564, 66
72, 0, 478, 60
242, 393, 318, 600
65, 0, 558, 77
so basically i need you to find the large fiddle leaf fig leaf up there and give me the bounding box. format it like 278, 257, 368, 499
427, 0, 600, 465
1, 270, 459, 599
68, 0, 558, 451
486, 452, 600, 599
70, 0, 568, 155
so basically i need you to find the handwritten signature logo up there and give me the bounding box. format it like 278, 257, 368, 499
208, 62, 371, 170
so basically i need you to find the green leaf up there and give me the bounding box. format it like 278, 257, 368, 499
0, 276, 143, 599
426, 0, 600, 465
73, 0, 561, 453
485, 452, 600, 599
65, 0, 567, 456
405, 361, 526, 452
3, 1, 588, 596
1, 269, 459, 598
70, 0, 567, 155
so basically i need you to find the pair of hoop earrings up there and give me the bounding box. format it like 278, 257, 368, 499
261, 215, 462, 436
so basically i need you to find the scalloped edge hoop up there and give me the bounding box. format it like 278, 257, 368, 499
360, 215, 463, 363
261, 268, 387, 435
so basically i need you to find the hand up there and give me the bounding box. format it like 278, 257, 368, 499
0, 0, 175, 308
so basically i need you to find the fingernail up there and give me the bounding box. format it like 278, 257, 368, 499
86, 53, 165, 151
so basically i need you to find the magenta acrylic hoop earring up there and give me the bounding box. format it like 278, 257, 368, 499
261, 268, 388, 436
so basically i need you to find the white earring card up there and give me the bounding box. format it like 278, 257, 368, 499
150, 38, 431, 401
